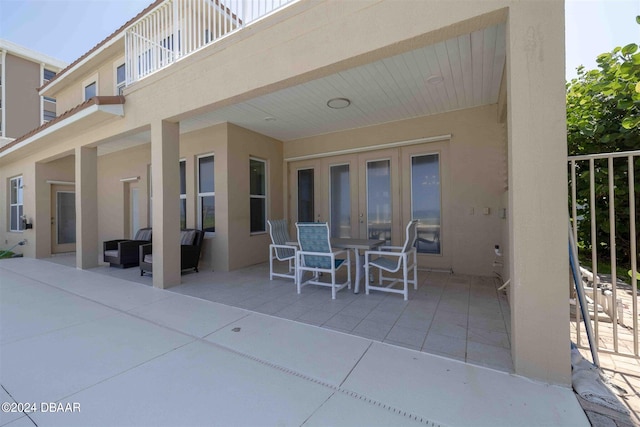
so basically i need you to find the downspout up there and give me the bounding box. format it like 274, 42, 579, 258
40, 62, 44, 125
1, 49, 6, 137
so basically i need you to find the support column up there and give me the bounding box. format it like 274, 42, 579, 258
34, 162, 49, 259
75, 146, 98, 269
151, 120, 181, 289
506, 2, 569, 384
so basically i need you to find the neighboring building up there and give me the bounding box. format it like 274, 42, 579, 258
0, 39, 67, 142
0, 0, 569, 386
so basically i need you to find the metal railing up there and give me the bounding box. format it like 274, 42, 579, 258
124, 0, 296, 85
569, 150, 639, 359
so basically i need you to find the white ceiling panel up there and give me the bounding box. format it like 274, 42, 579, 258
177, 23, 506, 141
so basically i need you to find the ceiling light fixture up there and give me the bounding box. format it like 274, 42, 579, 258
264, 117, 277, 122
327, 97, 351, 109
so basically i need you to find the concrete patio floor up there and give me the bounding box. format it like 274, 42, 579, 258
0, 257, 589, 426
48, 253, 514, 373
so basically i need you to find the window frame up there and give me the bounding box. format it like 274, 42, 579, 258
9, 176, 24, 232
114, 58, 126, 95
82, 74, 99, 101
409, 152, 442, 256
249, 157, 267, 234
179, 159, 186, 230
197, 153, 215, 234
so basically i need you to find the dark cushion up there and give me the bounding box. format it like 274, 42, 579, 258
180, 230, 196, 245
135, 229, 152, 241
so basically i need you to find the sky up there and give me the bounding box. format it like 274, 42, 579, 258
0, 0, 639, 80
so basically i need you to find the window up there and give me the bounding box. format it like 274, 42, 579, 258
9, 176, 24, 232
250, 158, 266, 233
84, 82, 96, 101
198, 155, 215, 232
411, 153, 441, 254
43, 68, 56, 82
179, 159, 186, 229
43, 110, 56, 122
116, 64, 126, 95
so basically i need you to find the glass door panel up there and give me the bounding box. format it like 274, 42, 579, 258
330, 164, 351, 238
411, 154, 441, 254
51, 184, 76, 254
57, 192, 76, 244
297, 168, 314, 222
366, 159, 392, 244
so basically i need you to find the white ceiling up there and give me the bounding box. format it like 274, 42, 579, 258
98, 22, 505, 155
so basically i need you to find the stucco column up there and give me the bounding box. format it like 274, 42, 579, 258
75, 146, 98, 269
34, 162, 49, 259
151, 120, 181, 288
506, 2, 569, 385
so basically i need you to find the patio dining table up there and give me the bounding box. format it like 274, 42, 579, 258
330, 238, 385, 294
287, 237, 384, 294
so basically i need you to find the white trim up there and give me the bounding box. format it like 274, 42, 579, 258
38, 33, 121, 96
82, 73, 99, 101
120, 176, 140, 182
0, 39, 66, 70
197, 153, 215, 234
284, 135, 452, 162
114, 57, 126, 95
40, 63, 45, 125
46, 180, 75, 185
249, 157, 267, 233
1, 49, 5, 138
0, 103, 124, 159
9, 175, 24, 232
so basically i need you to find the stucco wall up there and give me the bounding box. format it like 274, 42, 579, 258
5, 53, 41, 138
95, 123, 283, 272
285, 105, 507, 277
54, 52, 123, 115
226, 123, 284, 271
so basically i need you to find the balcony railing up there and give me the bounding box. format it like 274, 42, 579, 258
569, 150, 639, 360
125, 0, 296, 85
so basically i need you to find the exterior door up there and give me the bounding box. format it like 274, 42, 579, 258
51, 184, 76, 253
401, 142, 451, 270
357, 149, 401, 246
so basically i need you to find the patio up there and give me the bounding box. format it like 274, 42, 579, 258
47, 253, 513, 373
0, 257, 588, 426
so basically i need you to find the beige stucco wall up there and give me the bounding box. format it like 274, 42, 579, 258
285, 106, 506, 277
5, 53, 41, 138
226, 123, 284, 271
94, 122, 283, 272
54, 52, 123, 115
97, 144, 151, 247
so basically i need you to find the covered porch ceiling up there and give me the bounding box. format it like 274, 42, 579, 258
98, 22, 505, 155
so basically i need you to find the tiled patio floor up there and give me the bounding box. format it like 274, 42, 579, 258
48, 254, 513, 373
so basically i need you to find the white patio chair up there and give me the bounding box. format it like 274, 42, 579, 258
295, 222, 351, 299
268, 219, 297, 281
364, 220, 418, 300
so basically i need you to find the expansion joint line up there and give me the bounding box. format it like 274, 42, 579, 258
203, 340, 443, 427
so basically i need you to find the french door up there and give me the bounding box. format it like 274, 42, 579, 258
288, 141, 450, 269
289, 149, 401, 243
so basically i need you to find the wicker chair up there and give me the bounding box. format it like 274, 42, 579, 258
103, 228, 152, 268
139, 229, 204, 276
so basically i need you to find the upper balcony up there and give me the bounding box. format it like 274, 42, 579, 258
125, 0, 296, 85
